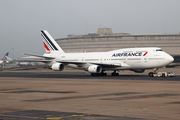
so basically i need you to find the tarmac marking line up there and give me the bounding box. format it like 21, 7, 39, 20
26, 92, 138, 102
46, 117, 62, 120
0, 113, 45, 119
46, 114, 102, 120
98, 104, 180, 114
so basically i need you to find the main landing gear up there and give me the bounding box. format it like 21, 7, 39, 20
91, 70, 120, 76
91, 70, 107, 76
111, 70, 119, 76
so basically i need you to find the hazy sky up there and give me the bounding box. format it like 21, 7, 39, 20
0, 0, 180, 58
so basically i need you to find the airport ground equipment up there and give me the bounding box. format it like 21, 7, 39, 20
149, 71, 176, 77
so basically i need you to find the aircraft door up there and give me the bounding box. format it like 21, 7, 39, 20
100, 56, 103, 63
144, 57, 147, 63
123, 57, 126, 63
81, 57, 84, 62
143, 51, 148, 63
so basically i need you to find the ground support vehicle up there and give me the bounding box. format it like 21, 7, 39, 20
149, 71, 176, 77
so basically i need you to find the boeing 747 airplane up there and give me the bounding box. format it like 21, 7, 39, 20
24, 30, 174, 77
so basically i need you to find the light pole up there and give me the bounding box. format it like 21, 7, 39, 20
12, 48, 14, 60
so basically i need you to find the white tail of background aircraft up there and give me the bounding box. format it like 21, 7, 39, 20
23, 30, 174, 77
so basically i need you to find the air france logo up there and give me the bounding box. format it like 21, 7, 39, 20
112, 52, 148, 57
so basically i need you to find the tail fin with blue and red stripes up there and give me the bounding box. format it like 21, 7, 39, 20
41, 30, 64, 53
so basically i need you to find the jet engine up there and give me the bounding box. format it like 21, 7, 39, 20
51, 63, 64, 71
132, 69, 145, 73
88, 65, 102, 73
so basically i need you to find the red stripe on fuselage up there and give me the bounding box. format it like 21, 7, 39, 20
43, 41, 50, 51
143, 52, 148, 56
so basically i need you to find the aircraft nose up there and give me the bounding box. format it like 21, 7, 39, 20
167, 55, 174, 63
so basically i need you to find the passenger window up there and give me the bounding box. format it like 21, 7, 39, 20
156, 49, 163, 52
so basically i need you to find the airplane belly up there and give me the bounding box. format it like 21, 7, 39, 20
67, 64, 84, 70
126, 58, 142, 69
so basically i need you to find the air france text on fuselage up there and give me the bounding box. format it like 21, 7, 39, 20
112, 52, 142, 57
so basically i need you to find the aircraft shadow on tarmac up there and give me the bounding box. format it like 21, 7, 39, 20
0, 71, 179, 81
0, 110, 147, 120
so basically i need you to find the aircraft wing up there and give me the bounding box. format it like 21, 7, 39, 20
91, 62, 122, 67
57, 61, 122, 67
18, 52, 123, 68
17, 56, 122, 68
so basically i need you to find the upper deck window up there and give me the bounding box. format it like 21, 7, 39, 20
156, 49, 163, 51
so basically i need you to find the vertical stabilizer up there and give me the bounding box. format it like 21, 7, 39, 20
1, 52, 9, 61
5, 52, 9, 57
41, 30, 64, 53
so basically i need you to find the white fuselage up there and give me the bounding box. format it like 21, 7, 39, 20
44, 47, 174, 71
0, 60, 3, 64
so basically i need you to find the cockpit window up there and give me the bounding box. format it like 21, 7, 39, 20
156, 49, 163, 51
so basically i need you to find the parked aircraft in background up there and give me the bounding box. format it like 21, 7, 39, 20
23, 30, 174, 77
0, 52, 13, 64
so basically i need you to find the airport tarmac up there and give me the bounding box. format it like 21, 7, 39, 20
0, 68, 180, 120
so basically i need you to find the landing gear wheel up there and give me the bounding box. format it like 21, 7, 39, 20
111, 73, 119, 76
111, 70, 119, 76
149, 72, 154, 77
91, 73, 99, 76
102, 73, 107, 76
91, 73, 95, 76
91, 72, 107, 76
162, 73, 165, 77
101, 70, 107, 76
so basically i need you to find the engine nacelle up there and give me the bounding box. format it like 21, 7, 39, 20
88, 65, 102, 73
132, 69, 145, 73
51, 63, 64, 71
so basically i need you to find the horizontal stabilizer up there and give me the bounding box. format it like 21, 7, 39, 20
23, 53, 55, 59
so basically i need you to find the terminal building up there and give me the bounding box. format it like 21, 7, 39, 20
56, 28, 180, 66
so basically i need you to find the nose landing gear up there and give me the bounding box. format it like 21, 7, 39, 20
148, 68, 158, 77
